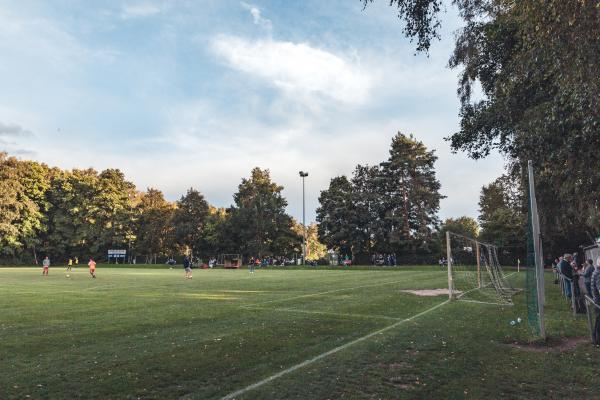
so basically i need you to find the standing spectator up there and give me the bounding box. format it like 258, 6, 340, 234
42, 256, 50, 276
583, 259, 595, 297
558, 254, 574, 298
573, 252, 580, 267
591, 258, 600, 304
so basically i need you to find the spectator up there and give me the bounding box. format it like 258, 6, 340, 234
591, 258, 600, 304
558, 254, 574, 298
583, 259, 595, 297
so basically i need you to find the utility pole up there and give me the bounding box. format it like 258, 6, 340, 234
299, 171, 309, 265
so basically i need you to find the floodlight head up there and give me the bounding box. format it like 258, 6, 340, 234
299, 171, 309, 177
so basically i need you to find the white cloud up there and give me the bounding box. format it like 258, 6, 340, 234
210, 35, 373, 106
121, 2, 163, 19
240, 2, 272, 31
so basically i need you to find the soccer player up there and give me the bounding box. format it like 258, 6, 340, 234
88, 258, 97, 278
74, 257, 79, 266
67, 258, 73, 272
250, 257, 259, 274
42, 256, 50, 276
183, 256, 192, 279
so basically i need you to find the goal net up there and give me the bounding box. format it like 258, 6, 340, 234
446, 231, 517, 305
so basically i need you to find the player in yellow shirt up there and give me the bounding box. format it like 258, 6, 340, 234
66, 258, 73, 272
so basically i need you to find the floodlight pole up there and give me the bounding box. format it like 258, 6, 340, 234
299, 171, 309, 265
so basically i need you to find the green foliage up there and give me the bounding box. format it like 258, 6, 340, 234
0, 157, 303, 263
362, 0, 443, 52
228, 167, 301, 258
317, 132, 443, 260
40, 167, 137, 261
172, 188, 210, 256
316, 175, 355, 255
366, 0, 600, 254
292, 222, 328, 261
438, 216, 479, 254
478, 174, 526, 264
446, 0, 600, 254
134, 188, 174, 263
0, 154, 47, 259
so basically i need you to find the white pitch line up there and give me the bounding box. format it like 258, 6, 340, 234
219, 299, 449, 400
458, 299, 513, 306
246, 306, 402, 321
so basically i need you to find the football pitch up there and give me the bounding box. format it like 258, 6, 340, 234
0, 266, 597, 399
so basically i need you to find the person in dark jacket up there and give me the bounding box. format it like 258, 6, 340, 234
183, 256, 192, 279
558, 254, 574, 298
583, 259, 595, 297
591, 258, 600, 304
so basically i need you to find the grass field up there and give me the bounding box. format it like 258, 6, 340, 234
1, 265, 598, 399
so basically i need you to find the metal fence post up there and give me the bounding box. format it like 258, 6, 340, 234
585, 295, 595, 343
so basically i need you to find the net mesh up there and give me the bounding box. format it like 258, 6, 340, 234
448, 232, 517, 304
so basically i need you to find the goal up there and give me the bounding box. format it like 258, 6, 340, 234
446, 231, 518, 304
218, 254, 242, 269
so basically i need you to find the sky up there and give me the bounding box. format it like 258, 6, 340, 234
0, 0, 505, 223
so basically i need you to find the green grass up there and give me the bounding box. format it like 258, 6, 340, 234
0, 266, 597, 399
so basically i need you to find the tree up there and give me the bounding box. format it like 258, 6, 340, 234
316, 175, 355, 256
317, 133, 443, 262
477, 175, 526, 264
362, 0, 444, 52
230, 168, 301, 258
44, 168, 101, 259
134, 188, 174, 263
172, 188, 210, 257
379, 132, 443, 255
438, 216, 479, 255
292, 221, 328, 262
95, 169, 137, 256
0, 153, 43, 259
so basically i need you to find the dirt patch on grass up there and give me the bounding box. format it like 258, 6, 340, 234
400, 288, 461, 297
379, 362, 410, 370
506, 336, 588, 353
380, 362, 423, 390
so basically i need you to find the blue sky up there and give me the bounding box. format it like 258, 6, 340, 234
0, 0, 504, 223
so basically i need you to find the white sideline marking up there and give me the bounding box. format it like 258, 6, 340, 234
219, 299, 449, 400
247, 306, 401, 321
458, 299, 513, 306
247, 271, 443, 307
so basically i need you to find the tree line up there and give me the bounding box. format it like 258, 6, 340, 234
0, 132, 529, 266
0, 154, 306, 264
